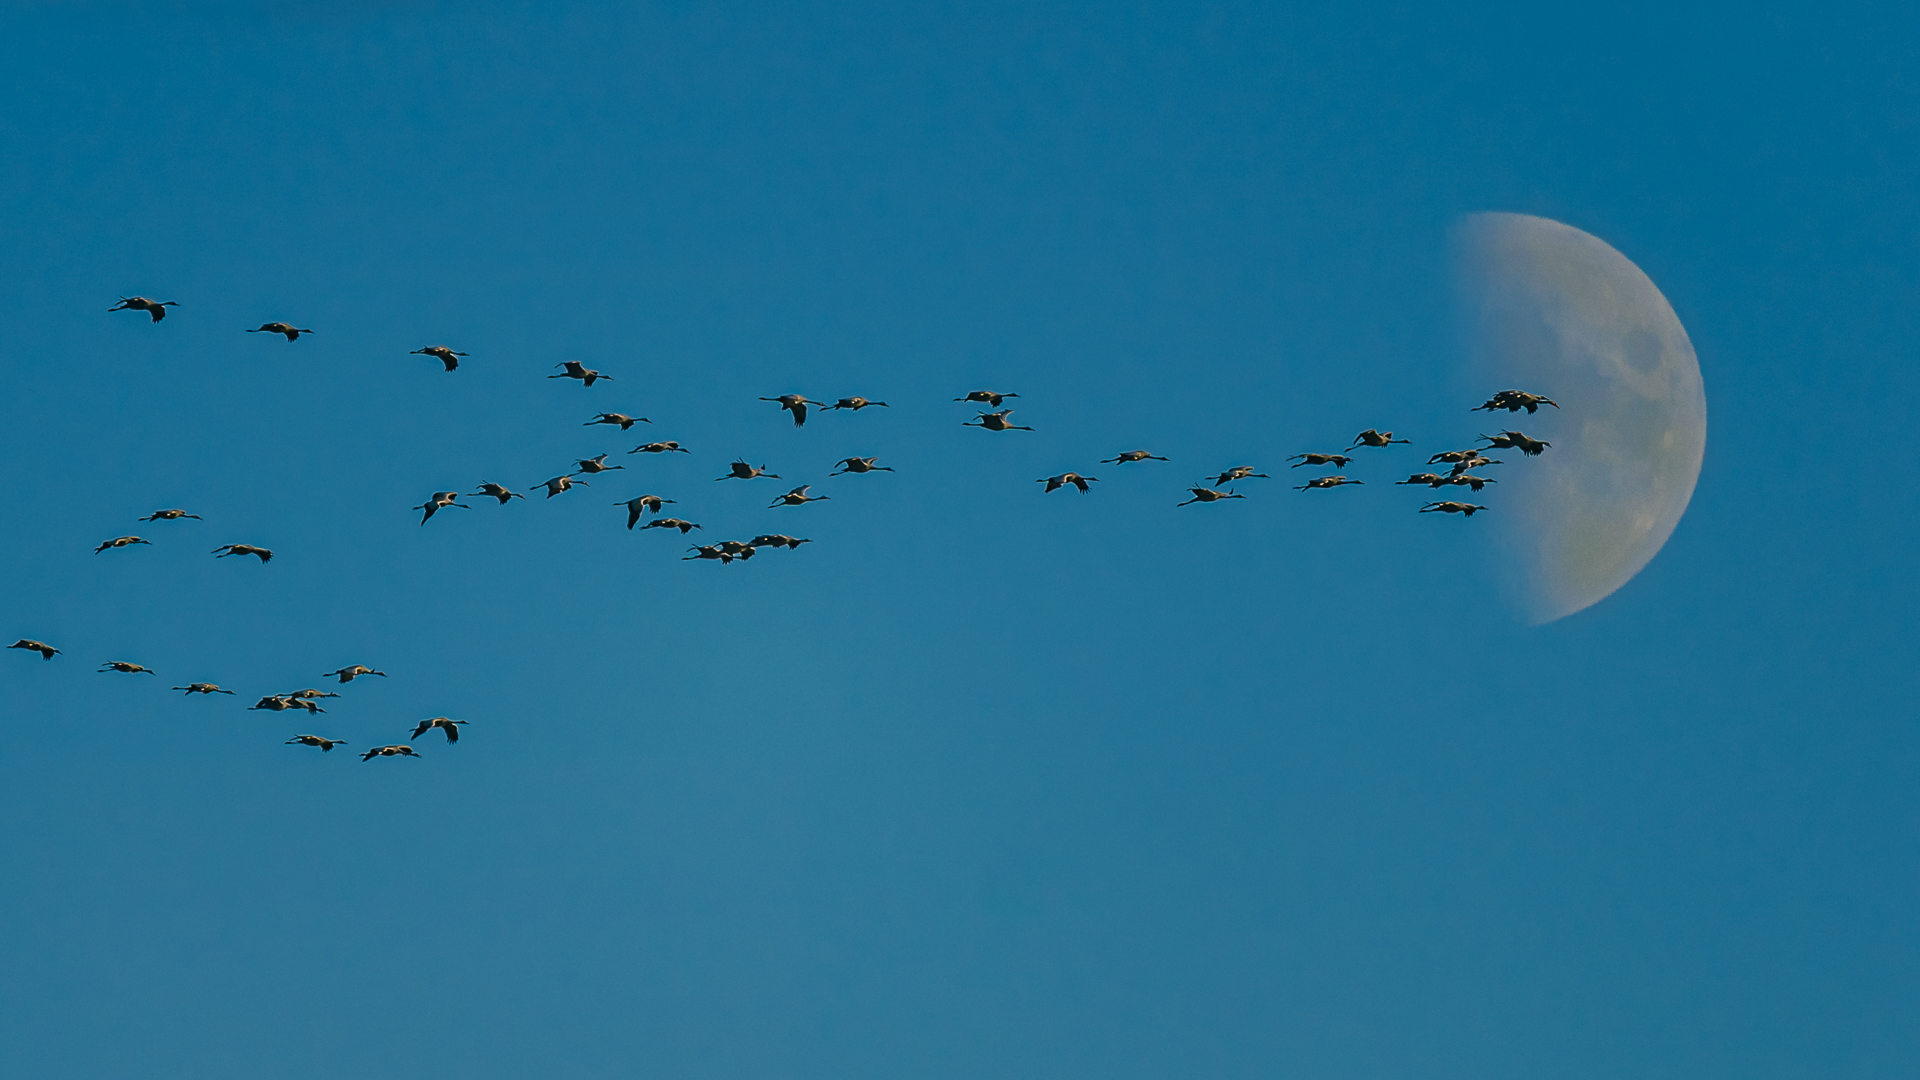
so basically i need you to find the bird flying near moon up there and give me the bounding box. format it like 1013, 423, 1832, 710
1455, 212, 1707, 624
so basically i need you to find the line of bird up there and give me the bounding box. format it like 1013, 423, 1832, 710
50, 298, 1564, 751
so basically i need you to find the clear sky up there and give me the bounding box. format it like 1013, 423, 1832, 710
2, 3, 1915, 1077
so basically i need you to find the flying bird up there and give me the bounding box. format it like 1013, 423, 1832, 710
831, 457, 892, 475
535, 475, 587, 498
1286, 453, 1353, 469
617, 495, 674, 529
1102, 450, 1169, 464
1349, 429, 1410, 448
109, 296, 178, 321
411, 716, 469, 743
760, 394, 819, 427
361, 744, 421, 761
749, 534, 812, 549
641, 518, 702, 534
1038, 472, 1098, 493
322, 665, 387, 683
1473, 389, 1559, 414
715, 459, 779, 481
1296, 475, 1364, 490
211, 544, 273, 563
1448, 455, 1502, 476
962, 410, 1033, 432
629, 441, 691, 455
1177, 486, 1246, 506
287, 735, 348, 752
410, 346, 468, 371
1443, 473, 1498, 491
94, 535, 151, 554
414, 491, 470, 524
1479, 431, 1551, 456
248, 322, 314, 341
174, 683, 235, 695
285, 688, 341, 700
1420, 501, 1488, 516
572, 454, 624, 475
686, 543, 755, 563
826, 397, 888, 411
549, 361, 611, 386
1395, 472, 1451, 488
1427, 449, 1482, 466
769, 484, 830, 508
955, 390, 1018, 407
98, 662, 157, 675
250, 695, 308, 713
469, 482, 526, 504
585, 412, 650, 430
139, 509, 201, 522
1210, 466, 1269, 486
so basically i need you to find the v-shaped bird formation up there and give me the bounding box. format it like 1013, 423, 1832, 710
20, 293, 1565, 761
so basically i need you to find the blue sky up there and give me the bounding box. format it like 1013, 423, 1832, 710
1, 2, 1914, 1077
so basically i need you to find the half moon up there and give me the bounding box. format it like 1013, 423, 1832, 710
1454, 213, 1707, 625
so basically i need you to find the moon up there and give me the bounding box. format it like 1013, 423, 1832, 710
1454, 213, 1707, 625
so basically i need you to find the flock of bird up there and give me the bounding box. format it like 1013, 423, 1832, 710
13, 295, 1565, 758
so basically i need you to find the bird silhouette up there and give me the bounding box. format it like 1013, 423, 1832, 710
1038, 472, 1098, 493
322, 665, 387, 683
641, 517, 702, 534
285, 689, 341, 700
411, 716, 469, 743
94, 535, 151, 554
1448, 455, 1502, 476
1286, 453, 1352, 469
361, 744, 421, 761
173, 683, 235, 695
109, 296, 178, 321
410, 346, 468, 371
287, 735, 347, 751
1442, 473, 1498, 492
831, 457, 893, 475
98, 661, 156, 675
1102, 450, 1169, 464
211, 544, 272, 563
1427, 449, 1481, 466
1479, 431, 1551, 456
1349, 429, 1410, 448
955, 390, 1017, 406
139, 509, 201, 522
550, 361, 611, 386
760, 394, 818, 427
535, 475, 586, 498
1210, 466, 1269, 486
963, 409, 1033, 432
826, 397, 888, 411
470, 482, 526, 504
629, 441, 691, 455
1395, 472, 1451, 488
1296, 475, 1363, 490
749, 534, 812, 549
585, 412, 650, 430
572, 454, 624, 476
1473, 390, 1559, 414
1419, 501, 1487, 516
248, 322, 314, 341
1177, 486, 1246, 506
769, 484, 830, 508
617, 495, 673, 529
415, 491, 470, 524
716, 459, 779, 481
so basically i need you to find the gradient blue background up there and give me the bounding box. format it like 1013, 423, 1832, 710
2, 3, 1915, 1077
